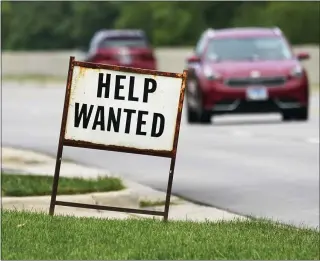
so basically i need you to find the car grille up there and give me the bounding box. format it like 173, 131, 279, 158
225, 76, 287, 87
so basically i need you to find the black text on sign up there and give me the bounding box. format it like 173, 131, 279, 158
65, 67, 182, 151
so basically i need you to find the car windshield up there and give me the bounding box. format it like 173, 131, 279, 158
205, 36, 293, 61
98, 36, 148, 48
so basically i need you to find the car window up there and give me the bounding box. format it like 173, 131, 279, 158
98, 36, 148, 48
205, 36, 293, 61
195, 34, 207, 56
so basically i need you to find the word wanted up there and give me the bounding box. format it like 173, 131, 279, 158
74, 73, 166, 137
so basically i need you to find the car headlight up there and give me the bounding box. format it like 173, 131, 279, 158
204, 66, 221, 80
290, 65, 303, 78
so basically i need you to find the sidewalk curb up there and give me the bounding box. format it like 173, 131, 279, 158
2, 146, 246, 222
1, 189, 140, 209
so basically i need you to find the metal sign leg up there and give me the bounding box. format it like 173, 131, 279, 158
49, 144, 64, 215
163, 155, 177, 221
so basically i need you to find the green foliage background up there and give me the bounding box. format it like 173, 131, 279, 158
2, 1, 319, 50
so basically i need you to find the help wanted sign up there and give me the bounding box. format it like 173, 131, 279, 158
64, 59, 186, 153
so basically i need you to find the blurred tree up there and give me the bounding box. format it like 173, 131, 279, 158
2, 1, 74, 50
203, 1, 245, 29
263, 2, 320, 44
150, 1, 206, 46
115, 1, 206, 46
231, 2, 270, 27
1, 1, 319, 50
233, 1, 320, 44
1, 1, 12, 49
114, 2, 155, 43
70, 2, 120, 49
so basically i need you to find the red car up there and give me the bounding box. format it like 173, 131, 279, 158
84, 29, 157, 70
185, 27, 310, 124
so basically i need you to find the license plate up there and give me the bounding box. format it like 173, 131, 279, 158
246, 86, 268, 101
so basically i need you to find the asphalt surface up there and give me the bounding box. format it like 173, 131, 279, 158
2, 82, 319, 228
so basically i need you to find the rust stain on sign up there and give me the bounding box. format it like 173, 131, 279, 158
69, 65, 89, 103
73, 66, 86, 89
171, 70, 187, 155
63, 139, 174, 158
78, 66, 87, 78
73, 60, 183, 78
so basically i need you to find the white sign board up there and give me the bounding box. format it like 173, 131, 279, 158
50, 57, 187, 220
64, 64, 185, 152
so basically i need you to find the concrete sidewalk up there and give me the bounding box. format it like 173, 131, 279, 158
1, 147, 246, 222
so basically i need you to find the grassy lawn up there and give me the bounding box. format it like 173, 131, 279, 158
2, 210, 319, 260
1, 173, 124, 197
139, 199, 181, 208
3, 74, 66, 82
312, 84, 319, 92
139, 199, 168, 208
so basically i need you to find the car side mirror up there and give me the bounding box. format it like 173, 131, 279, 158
296, 52, 310, 61
187, 55, 201, 63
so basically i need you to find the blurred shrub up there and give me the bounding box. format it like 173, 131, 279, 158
1, 1, 319, 50
2, 1, 120, 50
115, 1, 206, 46
2, 2, 75, 50
233, 2, 320, 45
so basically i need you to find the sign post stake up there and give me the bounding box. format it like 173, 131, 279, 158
163, 160, 176, 221
49, 56, 75, 215
163, 70, 187, 221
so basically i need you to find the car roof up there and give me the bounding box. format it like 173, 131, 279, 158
89, 29, 146, 49
94, 29, 146, 39
88, 29, 148, 55
205, 27, 282, 39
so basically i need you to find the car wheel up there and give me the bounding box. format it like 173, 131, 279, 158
282, 107, 308, 122
186, 78, 212, 125
293, 107, 308, 121
282, 112, 292, 122
199, 110, 211, 124
186, 78, 200, 124
186, 105, 199, 123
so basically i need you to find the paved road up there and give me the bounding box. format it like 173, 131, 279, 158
2, 82, 319, 228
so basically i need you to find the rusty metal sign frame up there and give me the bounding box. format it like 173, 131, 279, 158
49, 56, 187, 221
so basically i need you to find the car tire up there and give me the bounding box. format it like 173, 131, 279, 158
200, 112, 211, 124
186, 105, 199, 123
282, 112, 292, 122
294, 107, 308, 121
186, 77, 212, 125
282, 107, 308, 122
186, 78, 199, 124
196, 91, 212, 125
199, 110, 211, 124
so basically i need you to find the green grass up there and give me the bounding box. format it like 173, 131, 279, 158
1, 173, 125, 197
139, 199, 180, 208
140, 199, 167, 208
2, 156, 44, 165
312, 84, 319, 91
1, 210, 319, 260
3, 74, 66, 82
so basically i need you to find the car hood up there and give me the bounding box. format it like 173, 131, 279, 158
205, 60, 299, 78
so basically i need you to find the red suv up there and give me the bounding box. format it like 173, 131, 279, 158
185, 27, 310, 124
84, 29, 157, 70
